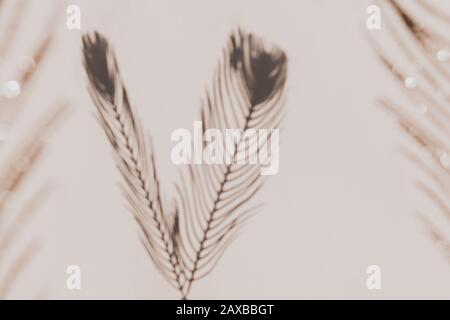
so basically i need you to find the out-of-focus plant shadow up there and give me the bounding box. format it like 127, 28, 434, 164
0, 0, 68, 298
370, 0, 450, 260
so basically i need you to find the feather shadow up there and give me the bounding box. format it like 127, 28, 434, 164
82, 28, 288, 298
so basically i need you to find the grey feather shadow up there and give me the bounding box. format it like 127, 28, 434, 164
82, 28, 288, 298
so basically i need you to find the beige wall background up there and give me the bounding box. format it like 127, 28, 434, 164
1, 0, 449, 299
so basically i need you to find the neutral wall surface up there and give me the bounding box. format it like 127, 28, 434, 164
0, 0, 449, 299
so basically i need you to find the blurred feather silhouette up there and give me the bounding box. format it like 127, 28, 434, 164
174, 30, 287, 298
83, 29, 287, 298
0, 0, 67, 297
371, 0, 450, 259
83, 32, 184, 293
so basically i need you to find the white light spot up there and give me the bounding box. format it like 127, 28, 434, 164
2, 80, 21, 99
437, 49, 450, 62
440, 152, 450, 168
405, 77, 418, 89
